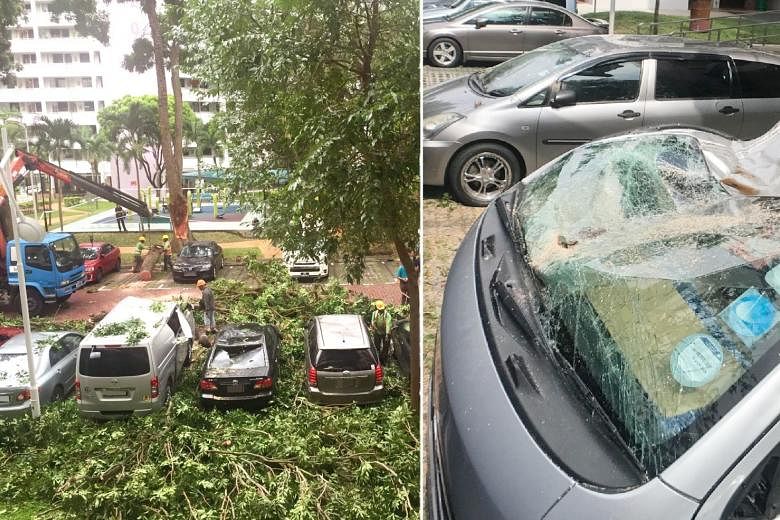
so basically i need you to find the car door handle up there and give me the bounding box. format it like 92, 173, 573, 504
510, 28, 522, 34
719, 105, 740, 115
554, 29, 566, 34
618, 110, 641, 119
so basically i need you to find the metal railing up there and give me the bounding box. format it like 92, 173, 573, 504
636, 10, 780, 46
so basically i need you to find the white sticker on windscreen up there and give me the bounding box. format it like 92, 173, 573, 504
670, 333, 724, 388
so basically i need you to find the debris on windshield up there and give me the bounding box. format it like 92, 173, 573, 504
210, 347, 267, 369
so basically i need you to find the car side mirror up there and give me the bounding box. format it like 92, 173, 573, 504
550, 88, 576, 108
475, 17, 488, 28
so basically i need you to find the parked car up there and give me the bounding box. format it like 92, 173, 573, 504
423, 1, 604, 68
423, 35, 780, 205
80, 242, 121, 283
0, 327, 22, 346
304, 314, 384, 405
198, 323, 280, 409
76, 296, 194, 419
428, 124, 780, 519
391, 319, 411, 378
425, 0, 574, 20
172, 240, 224, 282
0, 331, 83, 416
284, 251, 329, 281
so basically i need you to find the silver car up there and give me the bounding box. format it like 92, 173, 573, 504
423, 35, 780, 205
423, 0, 604, 68
0, 331, 83, 416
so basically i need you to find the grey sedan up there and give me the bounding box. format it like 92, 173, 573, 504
423, 0, 604, 67
423, 35, 780, 205
0, 331, 82, 416
429, 124, 780, 519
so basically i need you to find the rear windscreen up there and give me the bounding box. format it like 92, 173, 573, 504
78, 347, 150, 377
315, 349, 376, 371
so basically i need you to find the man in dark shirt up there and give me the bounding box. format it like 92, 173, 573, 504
197, 279, 216, 333
115, 205, 127, 232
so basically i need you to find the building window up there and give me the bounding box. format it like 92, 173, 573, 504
97, 100, 104, 110
37, 3, 48, 12
93, 51, 101, 64
96, 76, 103, 88
79, 53, 89, 63
83, 101, 94, 111
54, 77, 67, 88
26, 102, 42, 112
20, 78, 39, 88
9, 103, 20, 112
81, 77, 92, 88
46, 28, 70, 38
53, 101, 68, 112
19, 53, 36, 64
22, 3, 31, 14
15, 28, 34, 39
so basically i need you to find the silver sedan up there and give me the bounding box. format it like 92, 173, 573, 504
0, 331, 83, 416
423, 0, 605, 67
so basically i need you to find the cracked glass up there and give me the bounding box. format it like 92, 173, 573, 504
514, 132, 780, 476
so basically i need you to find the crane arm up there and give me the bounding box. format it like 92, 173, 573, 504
12, 149, 152, 218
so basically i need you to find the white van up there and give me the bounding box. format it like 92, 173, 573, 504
76, 296, 194, 419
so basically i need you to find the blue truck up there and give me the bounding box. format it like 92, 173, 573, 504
2, 232, 85, 315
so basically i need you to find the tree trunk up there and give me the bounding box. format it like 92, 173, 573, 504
56, 153, 63, 231
139, 244, 162, 281
170, 42, 184, 175
393, 236, 419, 413
133, 157, 142, 200
114, 155, 121, 190
142, 0, 189, 253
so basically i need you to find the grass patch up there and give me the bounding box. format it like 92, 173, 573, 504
591, 10, 780, 43
73, 231, 251, 247
0, 501, 50, 520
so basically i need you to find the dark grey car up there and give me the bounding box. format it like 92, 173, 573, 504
172, 240, 224, 282
0, 331, 83, 416
423, 35, 780, 205
429, 124, 780, 519
423, 0, 604, 67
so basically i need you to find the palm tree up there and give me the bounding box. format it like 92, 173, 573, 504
32, 116, 76, 230
77, 128, 112, 184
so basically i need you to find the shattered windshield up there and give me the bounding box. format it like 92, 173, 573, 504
180, 245, 211, 258
514, 134, 780, 475
51, 236, 83, 271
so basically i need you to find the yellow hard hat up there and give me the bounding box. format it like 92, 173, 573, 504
138, 236, 145, 242
196, 279, 207, 287
374, 300, 386, 310
162, 234, 169, 240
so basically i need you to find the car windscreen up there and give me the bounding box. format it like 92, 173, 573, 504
51, 236, 83, 271
315, 348, 376, 371
180, 245, 211, 258
78, 347, 150, 377
209, 345, 268, 369
514, 133, 780, 476
476, 40, 592, 97
80, 247, 99, 260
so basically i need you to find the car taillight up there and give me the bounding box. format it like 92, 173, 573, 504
75, 380, 81, 401
151, 376, 159, 398
308, 367, 317, 387
17, 388, 31, 401
375, 364, 383, 385
199, 379, 218, 392
254, 377, 273, 390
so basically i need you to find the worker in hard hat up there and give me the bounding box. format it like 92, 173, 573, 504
197, 279, 216, 333
132, 236, 146, 273
161, 234, 172, 272
370, 300, 393, 363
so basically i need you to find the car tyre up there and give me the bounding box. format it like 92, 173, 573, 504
448, 142, 523, 206
164, 379, 173, 405
184, 339, 192, 367
15, 291, 44, 316
95, 268, 103, 283
114, 257, 121, 273
428, 37, 462, 68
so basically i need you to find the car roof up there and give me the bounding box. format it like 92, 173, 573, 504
315, 314, 369, 350
0, 331, 73, 354
81, 296, 176, 346
216, 324, 269, 345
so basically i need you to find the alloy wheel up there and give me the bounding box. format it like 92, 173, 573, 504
459, 152, 513, 204
432, 41, 457, 67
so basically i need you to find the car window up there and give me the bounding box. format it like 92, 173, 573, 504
58, 334, 82, 353
514, 134, 780, 477
467, 6, 528, 24
528, 7, 571, 26
25, 245, 52, 271
78, 347, 151, 377
655, 58, 732, 100
723, 450, 780, 519
49, 344, 67, 366
315, 348, 377, 371
735, 59, 780, 99
560, 60, 642, 103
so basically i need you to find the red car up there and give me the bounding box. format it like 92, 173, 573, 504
0, 327, 22, 346
79, 242, 121, 283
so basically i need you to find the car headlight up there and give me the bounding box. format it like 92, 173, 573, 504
60, 279, 70, 286
85, 267, 94, 272
173, 265, 183, 271
423, 112, 464, 139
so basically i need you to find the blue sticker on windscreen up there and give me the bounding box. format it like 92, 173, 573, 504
670, 334, 724, 388
719, 287, 779, 348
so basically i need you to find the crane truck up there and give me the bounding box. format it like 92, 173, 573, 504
0, 149, 152, 315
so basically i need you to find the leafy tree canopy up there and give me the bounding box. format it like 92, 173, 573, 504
0, 0, 22, 86
180, 0, 419, 282
48, 0, 110, 44
98, 94, 198, 145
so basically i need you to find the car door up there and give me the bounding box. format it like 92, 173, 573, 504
695, 419, 780, 519
18, 244, 54, 282
643, 55, 743, 139
523, 6, 577, 50
54, 333, 81, 393
536, 57, 648, 167
102, 243, 118, 270
462, 6, 529, 61
733, 58, 780, 139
